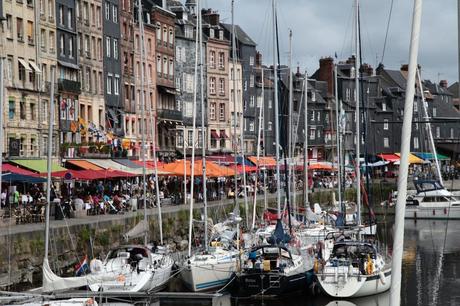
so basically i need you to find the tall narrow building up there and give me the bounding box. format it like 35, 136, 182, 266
103, 0, 123, 138
56, 0, 81, 145
76, 0, 105, 145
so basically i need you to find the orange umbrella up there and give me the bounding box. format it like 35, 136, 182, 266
308, 162, 335, 171
160, 160, 236, 177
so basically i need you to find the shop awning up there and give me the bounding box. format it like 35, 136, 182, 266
247, 156, 277, 168
220, 131, 229, 139
378, 153, 400, 163
395, 153, 426, 164
28, 61, 41, 73
18, 58, 32, 71
160, 160, 236, 177
2, 173, 47, 183
132, 160, 165, 169
85, 159, 147, 175
66, 159, 104, 170
206, 155, 236, 165
1, 163, 40, 177
112, 159, 143, 169
58, 60, 80, 70
413, 152, 450, 161
233, 164, 258, 174
9, 159, 66, 173
211, 131, 220, 139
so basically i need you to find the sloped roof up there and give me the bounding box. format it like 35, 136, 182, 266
220, 23, 257, 46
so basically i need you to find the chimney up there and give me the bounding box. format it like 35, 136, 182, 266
318, 57, 334, 96
255, 51, 262, 67
360, 63, 373, 76
401, 63, 421, 72
296, 66, 301, 77
440, 80, 448, 88
202, 9, 219, 26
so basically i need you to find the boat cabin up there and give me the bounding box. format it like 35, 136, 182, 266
245, 245, 293, 273
331, 241, 377, 260
414, 180, 444, 193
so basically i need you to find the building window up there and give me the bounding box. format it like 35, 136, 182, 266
9, 99, 15, 119
106, 36, 111, 57
250, 75, 254, 87
210, 51, 215, 68
188, 130, 193, 147
210, 102, 216, 120
169, 60, 173, 78
112, 5, 118, 23
169, 28, 173, 47
433, 107, 437, 117
59, 34, 65, 56
59, 5, 64, 25
257, 96, 262, 108
384, 119, 389, 130
383, 137, 389, 148
382, 102, 387, 111
209, 28, 214, 38
219, 78, 225, 94
414, 137, 419, 149
268, 99, 272, 109
107, 74, 112, 94
249, 56, 254, 66
309, 128, 316, 140
219, 103, 225, 121
310, 110, 315, 122
436, 126, 440, 138
249, 120, 254, 132
451, 128, 454, 139
26, 21, 34, 44
218, 52, 224, 69
68, 37, 73, 58
157, 56, 161, 73
113, 38, 118, 59
163, 26, 167, 43
210, 77, 216, 94
268, 121, 272, 131
20, 100, 26, 120
68, 8, 73, 29
250, 96, 255, 107
40, 29, 46, 51
114, 74, 119, 95
30, 103, 36, 121
163, 57, 167, 76
219, 30, 223, 40
105, 1, 110, 20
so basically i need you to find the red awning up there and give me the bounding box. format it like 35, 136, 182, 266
220, 131, 229, 139
378, 153, 400, 163
211, 131, 220, 139
2, 163, 40, 177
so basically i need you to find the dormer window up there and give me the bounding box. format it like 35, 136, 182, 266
210, 28, 214, 38
219, 30, 223, 40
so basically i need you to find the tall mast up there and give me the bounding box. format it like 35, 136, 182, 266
251, 67, 265, 230
390, 0, 422, 304
354, 0, 362, 226
199, 0, 208, 250
272, 0, 281, 217
334, 64, 343, 211
287, 30, 294, 219
416, 69, 443, 185
44, 67, 55, 260
458, 0, 460, 100
0, 58, 3, 204
137, 0, 149, 245
303, 71, 309, 213
187, 0, 201, 257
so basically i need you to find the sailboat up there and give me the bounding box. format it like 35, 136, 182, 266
86, 0, 173, 292
317, 0, 391, 298
180, 0, 239, 292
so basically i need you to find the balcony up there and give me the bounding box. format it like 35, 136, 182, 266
157, 109, 182, 121
58, 78, 81, 94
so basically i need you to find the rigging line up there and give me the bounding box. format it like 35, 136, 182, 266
340, 6, 354, 64
381, 0, 395, 64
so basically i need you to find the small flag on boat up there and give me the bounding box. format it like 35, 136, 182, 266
75, 255, 89, 276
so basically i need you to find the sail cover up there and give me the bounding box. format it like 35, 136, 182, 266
123, 220, 149, 240
42, 258, 112, 292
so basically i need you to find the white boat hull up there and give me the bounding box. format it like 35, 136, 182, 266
405, 206, 460, 219
319, 266, 391, 298
181, 256, 237, 292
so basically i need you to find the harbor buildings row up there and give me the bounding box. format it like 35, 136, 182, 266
1, 0, 460, 163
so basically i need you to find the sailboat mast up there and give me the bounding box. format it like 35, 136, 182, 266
287, 30, 294, 219
199, 1, 208, 250
354, 0, 362, 226
303, 71, 309, 212
416, 69, 443, 185
44, 67, 55, 259
390, 0, 423, 304
187, 0, 201, 257
137, 0, 149, 245
272, 0, 281, 218
334, 64, 343, 211
0, 58, 3, 206
251, 67, 265, 230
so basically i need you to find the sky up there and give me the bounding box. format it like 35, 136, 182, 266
201, 0, 458, 84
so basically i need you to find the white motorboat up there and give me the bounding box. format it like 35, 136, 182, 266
404, 180, 460, 219
88, 245, 173, 293
318, 241, 391, 298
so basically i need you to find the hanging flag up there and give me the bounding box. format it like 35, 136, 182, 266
75, 255, 89, 276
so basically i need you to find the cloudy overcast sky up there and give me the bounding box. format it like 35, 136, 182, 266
201, 0, 458, 84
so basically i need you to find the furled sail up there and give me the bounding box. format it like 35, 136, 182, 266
123, 220, 149, 241
42, 258, 112, 292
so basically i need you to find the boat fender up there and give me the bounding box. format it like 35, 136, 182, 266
366, 255, 374, 275
379, 271, 386, 285
85, 298, 95, 306
313, 258, 319, 273
90, 259, 103, 273
348, 264, 353, 277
